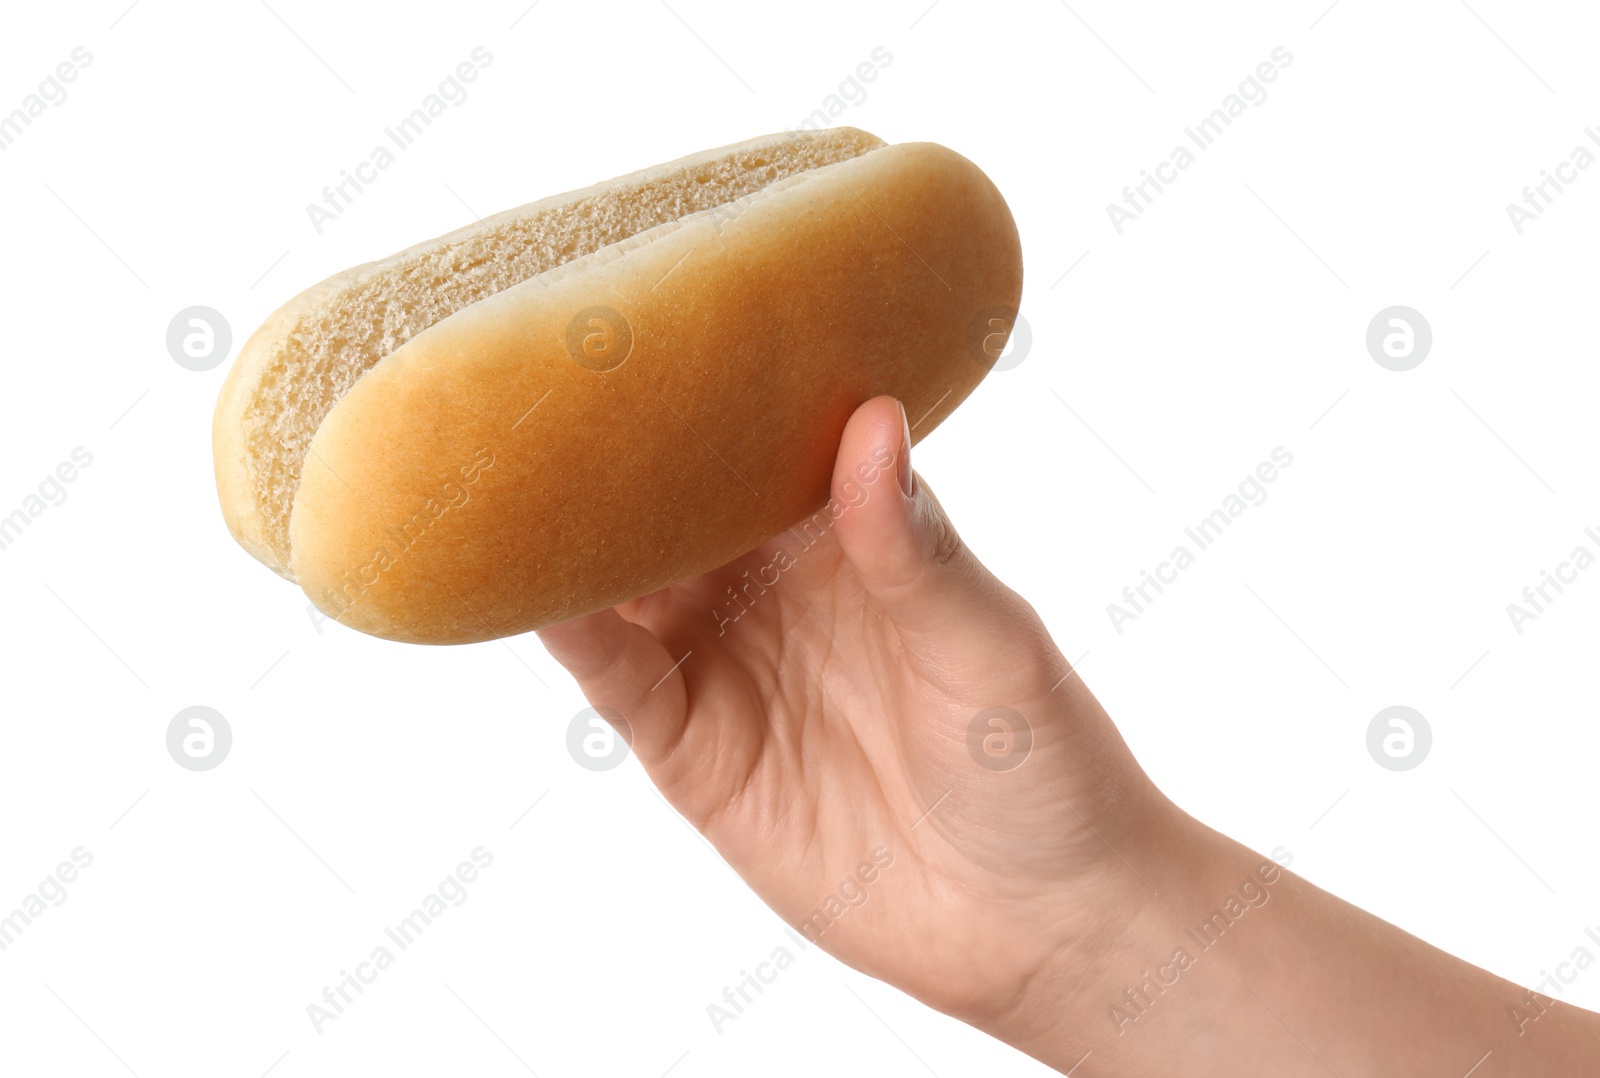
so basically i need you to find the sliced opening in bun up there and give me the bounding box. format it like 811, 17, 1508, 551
214, 127, 886, 578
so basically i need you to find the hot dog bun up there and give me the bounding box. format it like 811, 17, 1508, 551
213, 128, 1022, 644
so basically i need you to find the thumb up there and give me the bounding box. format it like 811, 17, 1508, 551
830, 395, 1000, 637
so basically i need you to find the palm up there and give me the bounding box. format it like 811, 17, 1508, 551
537, 399, 1157, 1020
595, 538, 1117, 1006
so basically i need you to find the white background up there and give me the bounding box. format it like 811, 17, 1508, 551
2, 1, 1598, 1074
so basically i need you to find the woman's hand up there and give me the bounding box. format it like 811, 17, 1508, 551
537, 395, 1169, 1029
539, 395, 1600, 1076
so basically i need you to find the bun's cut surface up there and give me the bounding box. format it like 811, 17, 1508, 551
213, 128, 1022, 643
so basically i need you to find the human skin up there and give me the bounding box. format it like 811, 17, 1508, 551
537, 396, 1600, 1075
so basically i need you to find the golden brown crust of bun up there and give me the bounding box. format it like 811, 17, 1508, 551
213, 128, 887, 579
286, 139, 1022, 643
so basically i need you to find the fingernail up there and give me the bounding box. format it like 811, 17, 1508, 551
896, 400, 915, 497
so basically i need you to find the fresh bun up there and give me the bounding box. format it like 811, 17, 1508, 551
213, 128, 1022, 643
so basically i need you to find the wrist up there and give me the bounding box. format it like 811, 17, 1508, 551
978, 811, 1600, 1077
970, 809, 1298, 1075
954, 797, 1217, 1061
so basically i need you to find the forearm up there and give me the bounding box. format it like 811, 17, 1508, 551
982, 812, 1600, 1076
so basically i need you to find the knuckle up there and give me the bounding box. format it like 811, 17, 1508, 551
928, 511, 964, 566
